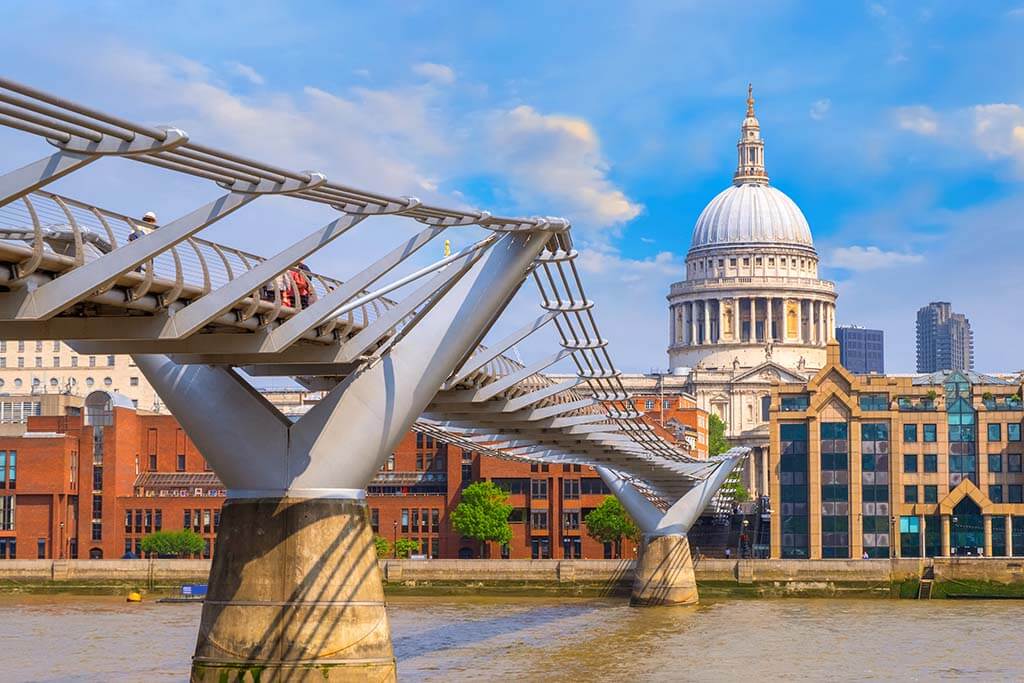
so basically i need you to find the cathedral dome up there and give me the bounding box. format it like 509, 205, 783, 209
690, 183, 813, 250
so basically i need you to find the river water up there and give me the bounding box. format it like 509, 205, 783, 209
1, 594, 1021, 681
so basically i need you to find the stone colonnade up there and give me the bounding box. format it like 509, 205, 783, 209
671, 296, 835, 347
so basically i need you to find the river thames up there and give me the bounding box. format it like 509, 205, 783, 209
2, 594, 1021, 681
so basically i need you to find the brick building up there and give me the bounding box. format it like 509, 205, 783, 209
0, 387, 719, 561
0, 390, 223, 560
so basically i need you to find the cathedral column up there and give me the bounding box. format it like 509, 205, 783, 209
689, 301, 697, 346
749, 297, 756, 342
700, 299, 708, 344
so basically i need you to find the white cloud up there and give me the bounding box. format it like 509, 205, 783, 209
971, 104, 1024, 170
809, 98, 831, 120
412, 62, 456, 85
486, 105, 643, 229
894, 105, 939, 135
827, 245, 924, 271
577, 248, 680, 281
228, 61, 265, 86
894, 102, 1024, 174
867, 2, 888, 17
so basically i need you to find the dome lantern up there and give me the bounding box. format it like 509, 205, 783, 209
733, 83, 769, 186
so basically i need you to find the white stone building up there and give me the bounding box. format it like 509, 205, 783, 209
667, 86, 838, 496
0, 341, 164, 413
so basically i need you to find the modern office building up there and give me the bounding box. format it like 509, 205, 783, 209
836, 325, 885, 374
916, 302, 974, 373
771, 342, 1024, 559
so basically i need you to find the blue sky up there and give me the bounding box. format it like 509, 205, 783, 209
1, 1, 1023, 372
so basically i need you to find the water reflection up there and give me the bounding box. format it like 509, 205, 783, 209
0, 594, 1021, 681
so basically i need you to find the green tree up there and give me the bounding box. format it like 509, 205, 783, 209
139, 529, 206, 558
451, 481, 513, 558
393, 538, 420, 559
373, 536, 392, 559
708, 413, 730, 457
584, 496, 639, 559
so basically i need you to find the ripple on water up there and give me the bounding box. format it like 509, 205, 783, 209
1, 594, 1021, 681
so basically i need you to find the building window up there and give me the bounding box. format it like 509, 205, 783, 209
52, 356, 60, 367
903, 424, 918, 442
990, 485, 1004, 503
988, 424, 1002, 442
780, 395, 809, 411
91, 522, 102, 542
530, 510, 548, 530
562, 511, 580, 530
904, 485, 918, 504
989, 454, 1003, 473
903, 454, 917, 473
531, 537, 550, 559
148, 454, 157, 471
1009, 454, 1022, 473
563, 479, 580, 500
71, 356, 78, 367
176, 455, 186, 472
400, 509, 409, 533
580, 478, 609, 495
107, 355, 115, 367
779, 422, 809, 559
859, 394, 888, 411
899, 516, 921, 557
820, 422, 850, 558
37, 538, 45, 559
130, 377, 139, 387
493, 478, 528, 495
860, 422, 891, 558
923, 424, 937, 442
0, 496, 14, 531
644, 399, 655, 411
1009, 424, 1022, 442
1010, 485, 1024, 504
923, 485, 938, 504
530, 479, 548, 500
89, 356, 96, 367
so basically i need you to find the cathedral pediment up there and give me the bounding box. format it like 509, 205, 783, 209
731, 361, 807, 385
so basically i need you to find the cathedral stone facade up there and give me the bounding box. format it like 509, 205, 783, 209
667, 86, 838, 496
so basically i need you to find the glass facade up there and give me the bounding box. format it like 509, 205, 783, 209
945, 373, 977, 488
860, 422, 890, 558
779, 423, 809, 558
820, 422, 849, 558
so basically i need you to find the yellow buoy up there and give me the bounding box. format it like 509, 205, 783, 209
126, 591, 142, 603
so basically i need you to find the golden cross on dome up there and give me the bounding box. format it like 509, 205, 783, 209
746, 83, 755, 117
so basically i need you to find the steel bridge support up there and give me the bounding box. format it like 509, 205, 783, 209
597, 448, 747, 606
136, 230, 551, 683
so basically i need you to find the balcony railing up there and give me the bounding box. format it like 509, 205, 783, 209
670, 275, 836, 295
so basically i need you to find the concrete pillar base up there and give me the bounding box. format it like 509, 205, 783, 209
190, 497, 395, 683
630, 534, 699, 606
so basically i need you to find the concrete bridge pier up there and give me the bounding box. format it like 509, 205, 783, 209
134, 230, 552, 682
597, 449, 746, 606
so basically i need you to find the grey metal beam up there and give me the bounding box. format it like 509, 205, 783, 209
162, 213, 365, 339
444, 311, 558, 388
0, 192, 258, 319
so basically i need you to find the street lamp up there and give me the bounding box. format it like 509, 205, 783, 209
740, 518, 750, 558
392, 520, 398, 559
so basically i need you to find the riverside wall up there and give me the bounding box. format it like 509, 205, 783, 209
1, 558, 1023, 598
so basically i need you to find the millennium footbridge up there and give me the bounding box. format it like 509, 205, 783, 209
0, 77, 746, 681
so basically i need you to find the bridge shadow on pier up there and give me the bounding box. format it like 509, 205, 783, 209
199, 499, 387, 682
